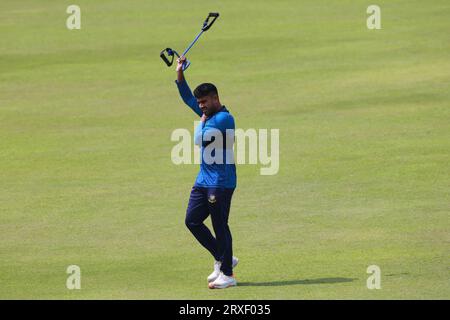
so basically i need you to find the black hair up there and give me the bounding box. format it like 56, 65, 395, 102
193, 83, 218, 98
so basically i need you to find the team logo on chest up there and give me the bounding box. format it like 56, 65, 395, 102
208, 194, 216, 203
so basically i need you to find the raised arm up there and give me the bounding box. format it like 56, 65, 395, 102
175, 56, 202, 117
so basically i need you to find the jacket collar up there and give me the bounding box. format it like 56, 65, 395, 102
209, 105, 228, 118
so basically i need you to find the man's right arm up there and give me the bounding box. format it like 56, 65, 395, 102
175, 56, 202, 117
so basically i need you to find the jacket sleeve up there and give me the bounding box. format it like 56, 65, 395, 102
175, 79, 202, 117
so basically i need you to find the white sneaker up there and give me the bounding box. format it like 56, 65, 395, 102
207, 256, 239, 283
208, 272, 237, 289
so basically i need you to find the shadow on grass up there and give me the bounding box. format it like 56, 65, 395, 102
238, 277, 357, 287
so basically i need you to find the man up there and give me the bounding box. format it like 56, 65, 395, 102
175, 56, 238, 289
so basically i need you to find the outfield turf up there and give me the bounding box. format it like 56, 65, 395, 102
0, 0, 449, 299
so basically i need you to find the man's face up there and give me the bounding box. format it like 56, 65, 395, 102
197, 94, 219, 116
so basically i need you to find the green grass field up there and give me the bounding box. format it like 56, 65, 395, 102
1, 0, 449, 299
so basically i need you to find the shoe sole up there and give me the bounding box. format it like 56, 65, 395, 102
208, 281, 237, 289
